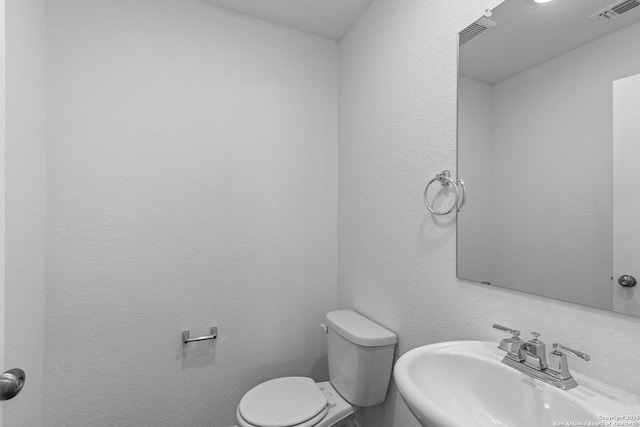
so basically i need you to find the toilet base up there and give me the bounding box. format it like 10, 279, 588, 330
315, 381, 356, 426
330, 413, 357, 427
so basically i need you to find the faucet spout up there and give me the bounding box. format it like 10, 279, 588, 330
521, 333, 548, 370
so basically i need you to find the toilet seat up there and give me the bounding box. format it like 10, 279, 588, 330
238, 377, 329, 427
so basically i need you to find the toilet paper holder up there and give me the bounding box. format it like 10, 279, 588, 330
182, 327, 217, 344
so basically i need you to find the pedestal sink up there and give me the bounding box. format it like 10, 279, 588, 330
394, 341, 640, 427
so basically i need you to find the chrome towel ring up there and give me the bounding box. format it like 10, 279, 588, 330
423, 170, 466, 215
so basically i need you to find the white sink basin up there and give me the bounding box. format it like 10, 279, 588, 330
394, 341, 640, 427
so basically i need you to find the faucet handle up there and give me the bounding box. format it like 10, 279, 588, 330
492, 324, 521, 338
548, 343, 590, 384
552, 343, 591, 361
530, 332, 541, 341
493, 324, 524, 361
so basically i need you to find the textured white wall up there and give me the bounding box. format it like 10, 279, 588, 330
46, 0, 338, 425
338, 0, 640, 426
4, 0, 47, 425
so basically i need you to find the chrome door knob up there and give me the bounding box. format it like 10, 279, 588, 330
618, 275, 637, 288
0, 368, 25, 401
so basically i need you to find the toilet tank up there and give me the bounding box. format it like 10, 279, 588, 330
324, 310, 397, 407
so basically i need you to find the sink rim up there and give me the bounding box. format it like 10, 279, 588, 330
393, 340, 640, 427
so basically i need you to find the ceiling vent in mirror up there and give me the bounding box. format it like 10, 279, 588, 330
590, 0, 640, 22
459, 16, 497, 46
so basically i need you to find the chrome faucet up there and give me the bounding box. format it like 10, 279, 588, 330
492, 324, 590, 390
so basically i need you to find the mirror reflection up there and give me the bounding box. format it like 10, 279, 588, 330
457, 0, 640, 316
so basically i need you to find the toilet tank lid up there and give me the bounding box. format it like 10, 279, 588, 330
325, 310, 397, 347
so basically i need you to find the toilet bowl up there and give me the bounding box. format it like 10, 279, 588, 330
236, 310, 397, 427
236, 377, 355, 427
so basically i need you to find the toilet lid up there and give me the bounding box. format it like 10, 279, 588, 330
239, 377, 328, 427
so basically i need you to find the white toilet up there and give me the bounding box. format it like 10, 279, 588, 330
236, 310, 397, 427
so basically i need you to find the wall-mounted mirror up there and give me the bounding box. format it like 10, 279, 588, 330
457, 0, 640, 316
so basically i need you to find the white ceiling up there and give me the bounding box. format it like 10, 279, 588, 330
198, 0, 375, 40
460, 0, 640, 85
